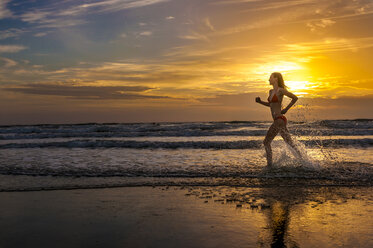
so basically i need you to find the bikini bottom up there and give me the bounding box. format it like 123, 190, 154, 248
275, 115, 287, 125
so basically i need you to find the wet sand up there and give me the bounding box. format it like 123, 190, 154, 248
0, 186, 372, 248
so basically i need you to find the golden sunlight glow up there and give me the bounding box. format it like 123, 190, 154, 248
247, 60, 318, 96
253, 61, 303, 76
285, 81, 310, 96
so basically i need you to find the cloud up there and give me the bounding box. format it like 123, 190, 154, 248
5, 60, 148, 83
306, 19, 336, 32
0, 45, 27, 53
139, 31, 153, 36
0, 57, 243, 100
18, 0, 170, 29
243, 0, 316, 11
0, 0, 12, 19
63, 0, 170, 15
166, 16, 175, 20
20, 10, 50, 23
178, 32, 209, 41
209, 0, 373, 37
3, 83, 170, 100
1, 57, 17, 67
209, 11, 305, 36
0, 28, 25, 40
164, 45, 255, 57
18, 8, 87, 28
26, 17, 87, 29
204, 18, 215, 31
211, 0, 262, 5
283, 37, 373, 54
34, 32, 48, 37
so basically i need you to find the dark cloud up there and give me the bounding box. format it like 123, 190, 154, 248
3, 83, 170, 100
198, 92, 373, 106
197, 92, 267, 107
196, 92, 373, 119
80, 71, 203, 83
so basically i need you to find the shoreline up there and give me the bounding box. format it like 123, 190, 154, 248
0, 174, 372, 192
1, 182, 372, 193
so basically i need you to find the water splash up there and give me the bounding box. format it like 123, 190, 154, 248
289, 101, 343, 167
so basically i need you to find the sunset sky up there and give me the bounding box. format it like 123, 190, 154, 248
1, 0, 373, 124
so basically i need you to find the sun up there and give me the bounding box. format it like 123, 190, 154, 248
248, 60, 315, 96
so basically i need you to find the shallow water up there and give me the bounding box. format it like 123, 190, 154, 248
0, 120, 372, 190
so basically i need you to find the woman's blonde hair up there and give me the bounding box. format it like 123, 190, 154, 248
272, 72, 287, 88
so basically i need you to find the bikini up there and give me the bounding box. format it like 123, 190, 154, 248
268, 91, 287, 125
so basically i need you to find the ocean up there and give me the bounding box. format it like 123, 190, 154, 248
0, 119, 372, 191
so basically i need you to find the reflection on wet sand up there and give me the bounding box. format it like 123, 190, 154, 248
190, 184, 373, 248
259, 187, 303, 248
267, 201, 294, 248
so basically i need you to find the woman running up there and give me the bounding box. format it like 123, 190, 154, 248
255, 72, 302, 167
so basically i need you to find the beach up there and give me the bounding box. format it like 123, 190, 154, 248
0, 120, 372, 247
0, 184, 372, 248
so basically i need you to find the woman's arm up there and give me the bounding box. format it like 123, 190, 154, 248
280, 88, 298, 114
255, 97, 270, 107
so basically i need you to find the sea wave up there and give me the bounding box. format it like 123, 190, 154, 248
0, 161, 371, 188
0, 138, 372, 149
1, 129, 373, 140
319, 119, 373, 129
0, 120, 371, 140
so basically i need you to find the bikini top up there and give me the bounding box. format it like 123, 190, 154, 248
268, 91, 279, 103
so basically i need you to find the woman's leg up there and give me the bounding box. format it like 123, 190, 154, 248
263, 121, 282, 166
279, 127, 302, 158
